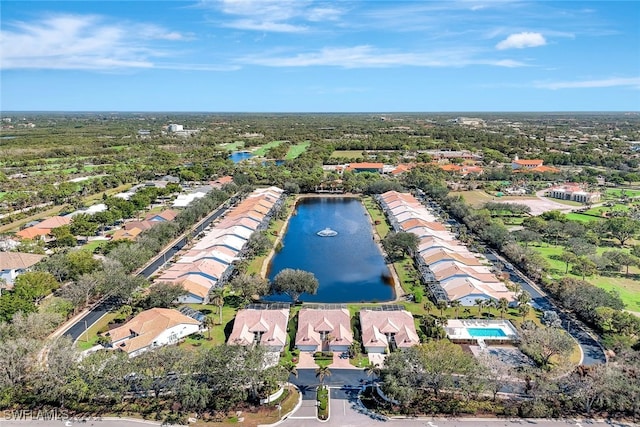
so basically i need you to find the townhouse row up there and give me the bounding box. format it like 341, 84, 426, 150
228, 305, 420, 354
156, 186, 285, 304
377, 191, 515, 306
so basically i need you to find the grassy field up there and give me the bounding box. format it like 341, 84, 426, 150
252, 141, 284, 157
564, 212, 601, 223
218, 141, 245, 151
285, 141, 310, 159
605, 188, 640, 198
329, 150, 365, 159
81, 239, 107, 253
452, 190, 508, 207
584, 204, 630, 216
529, 243, 640, 311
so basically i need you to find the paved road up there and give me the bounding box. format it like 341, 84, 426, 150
62, 200, 234, 342
422, 194, 605, 366
278, 392, 632, 427
486, 250, 606, 366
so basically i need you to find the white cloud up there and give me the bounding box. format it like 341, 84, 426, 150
206, 0, 344, 32
0, 14, 187, 70
536, 77, 640, 90
238, 45, 525, 68
496, 32, 546, 50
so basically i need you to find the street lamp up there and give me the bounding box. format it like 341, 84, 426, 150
276, 404, 282, 419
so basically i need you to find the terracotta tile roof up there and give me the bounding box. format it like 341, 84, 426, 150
111, 227, 143, 241
421, 248, 482, 266
16, 216, 72, 239
513, 159, 543, 166
123, 220, 155, 231
36, 216, 72, 229
211, 176, 233, 187
145, 209, 178, 222
295, 308, 353, 348
108, 308, 200, 354
0, 252, 46, 270
359, 309, 419, 350
16, 227, 50, 239
401, 219, 447, 232
228, 308, 290, 348
345, 162, 384, 171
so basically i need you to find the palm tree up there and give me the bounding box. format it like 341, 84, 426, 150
286, 362, 298, 379
423, 300, 434, 315
364, 363, 381, 383
474, 299, 485, 317
450, 300, 462, 318
436, 300, 448, 316
204, 315, 215, 340
497, 298, 509, 319
518, 303, 531, 321
517, 290, 531, 306
209, 287, 225, 325
315, 366, 332, 386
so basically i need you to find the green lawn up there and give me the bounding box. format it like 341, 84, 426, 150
605, 188, 640, 198
81, 239, 107, 253
529, 243, 640, 310
252, 141, 284, 157
362, 196, 390, 238
183, 303, 237, 346
218, 141, 245, 152
0, 192, 7, 201
584, 204, 630, 216
76, 311, 120, 350
285, 141, 310, 159
564, 213, 601, 223
329, 150, 365, 159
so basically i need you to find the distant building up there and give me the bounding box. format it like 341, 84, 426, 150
511, 155, 559, 174
545, 183, 601, 204
453, 117, 485, 127
168, 124, 184, 132
345, 162, 384, 173
16, 216, 72, 240
0, 252, 46, 287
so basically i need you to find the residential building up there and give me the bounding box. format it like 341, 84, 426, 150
107, 308, 201, 357
228, 305, 290, 352
295, 307, 353, 353
345, 162, 384, 173
359, 309, 419, 353
0, 252, 46, 287
16, 216, 72, 240
378, 191, 516, 306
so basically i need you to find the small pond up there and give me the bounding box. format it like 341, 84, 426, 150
229, 151, 253, 163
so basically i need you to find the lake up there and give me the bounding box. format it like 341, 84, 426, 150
265, 197, 394, 303
229, 151, 253, 163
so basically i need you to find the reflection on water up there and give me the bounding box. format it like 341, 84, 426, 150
265, 197, 394, 303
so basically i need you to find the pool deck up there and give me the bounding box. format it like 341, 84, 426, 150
446, 319, 519, 342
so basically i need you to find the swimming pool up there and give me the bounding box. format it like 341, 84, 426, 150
466, 328, 507, 338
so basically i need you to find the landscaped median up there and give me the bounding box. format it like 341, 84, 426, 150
316, 385, 329, 421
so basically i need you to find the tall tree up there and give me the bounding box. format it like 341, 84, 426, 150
229, 273, 269, 303
315, 366, 332, 386
271, 269, 318, 303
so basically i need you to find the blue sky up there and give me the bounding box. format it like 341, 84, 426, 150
1, 1, 639, 112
